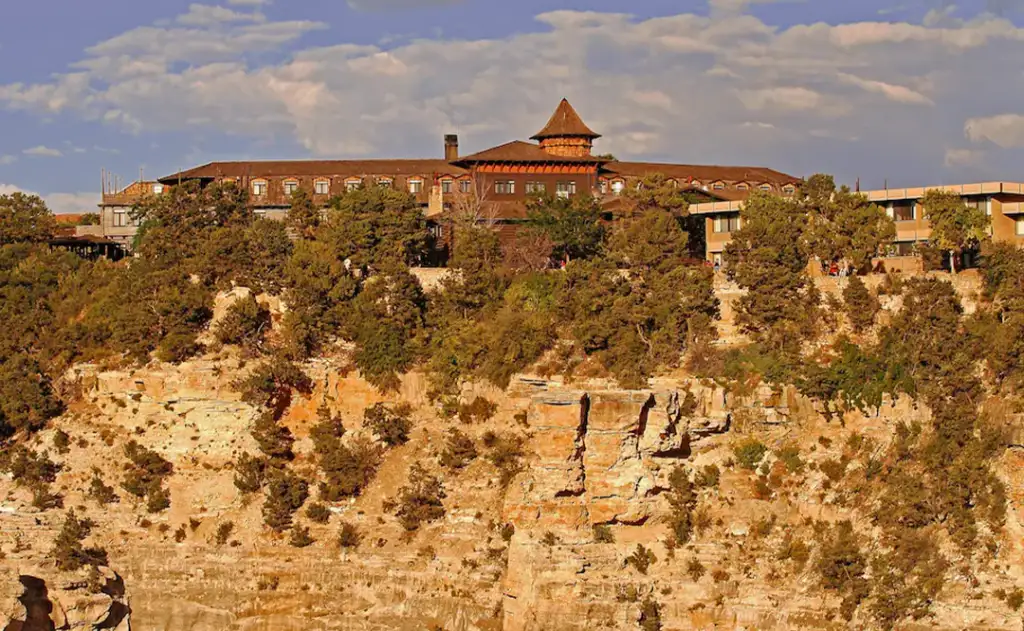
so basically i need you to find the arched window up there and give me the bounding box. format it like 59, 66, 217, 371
251, 179, 268, 197
314, 179, 331, 195
736, 182, 749, 191
759, 183, 772, 192
782, 184, 796, 195
377, 177, 393, 188
611, 180, 625, 195
283, 179, 299, 196
345, 178, 362, 192
408, 178, 423, 194
711, 181, 725, 191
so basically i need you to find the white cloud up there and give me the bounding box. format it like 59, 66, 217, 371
23, 146, 63, 157
944, 148, 986, 167
0, 155, 16, 165
346, 0, 466, 10
228, 0, 270, 5
177, 3, 266, 26
965, 114, 1024, 148
4, 5, 1024, 185
0, 184, 96, 214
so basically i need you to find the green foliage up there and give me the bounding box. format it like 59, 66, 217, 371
289, 524, 314, 548
346, 271, 426, 390
803, 176, 895, 270
639, 596, 663, 631
233, 452, 268, 494
262, 469, 309, 532
121, 440, 173, 512
592, 524, 615, 543
88, 471, 119, 505
797, 338, 888, 419
667, 466, 698, 544
979, 244, 1024, 392
316, 435, 381, 501
725, 192, 818, 354
0, 193, 56, 245
0, 353, 63, 437
320, 185, 430, 270
626, 544, 656, 575
486, 433, 525, 487
363, 403, 412, 447
215, 521, 234, 546
251, 412, 295, 463
623, 173, 692, 217
215, 294, 271, 352
395, 462, 446, 531
306, 502, 331, 524
525, 193, 606, 262
235, 356, 312, 412
733, 439, 767, 470
457, 397, 497, 424
51, 509, 108, 571
439, 429, 477, 470
609, 208, 691, 276
815, 521, 869, 621
868, 528, 947, 628
694, 464, 720, 489
286, 188, 322, 237
921, 189, 989, 271
843, 275, 879, 333
338, 521, 362, 548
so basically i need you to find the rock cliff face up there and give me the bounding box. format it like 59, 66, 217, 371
3, 273, 1024, 630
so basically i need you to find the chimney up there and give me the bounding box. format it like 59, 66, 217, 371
444, 134, 459, 162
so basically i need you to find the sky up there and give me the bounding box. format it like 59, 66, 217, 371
3, 0, 1024, 213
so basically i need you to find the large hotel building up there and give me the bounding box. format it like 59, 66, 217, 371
96, 99, 1024, 264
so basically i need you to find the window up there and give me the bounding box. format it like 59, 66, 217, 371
526, 181, 546, 194
736, 183, 749, 191
611, 180, 625, 195
346, 179, 362, 192
315, 180, 330, 195
254, 208, 268, 218
441, 179, 453, 194
759, 184, 772, 192
459, 180, 473, 194
408, 179, 423, 194
964, 197, 988, 215
783, 185, 796, 195
1017, 217, 1024, 236
892, 201, 914, 222
494, 180, 515, 195
113, 208, 130, 228
691, 181, 702, 189
152, 183, 164, 195
428, 223, 444, 240
599, 180, 609, 195
666, 179, 678, 188
283, 180, 299, 196
252, 180, 267, 196
377, 178, 393, 188
712, 182, 725, 191
713, 215, 741, 233
556, 181, 576, 199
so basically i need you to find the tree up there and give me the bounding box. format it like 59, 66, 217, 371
525, 193, 605, 263
920, 190, 989, 273
609, 208, 692, 277
319, 185, 429, 270
286, 188, 322, 237
803, 175, 894, 271
724, 192, 818, 354
622, 173, 692, 217
843, 275, 880, 333
0, 193, 56, 245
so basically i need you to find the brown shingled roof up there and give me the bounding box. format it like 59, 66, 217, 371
160, 159, 468, 183
531, 99, 601, 140
603, 161, 800, 185
455, 141, 605, 165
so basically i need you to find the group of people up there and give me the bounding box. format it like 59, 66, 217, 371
823, 261, 855, 278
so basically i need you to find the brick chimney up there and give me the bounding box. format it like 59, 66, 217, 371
444, 134, 459, 162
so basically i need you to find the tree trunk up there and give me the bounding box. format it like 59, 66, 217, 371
949, 249, 956, 274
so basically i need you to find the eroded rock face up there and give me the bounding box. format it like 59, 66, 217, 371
1, 570, 129, 631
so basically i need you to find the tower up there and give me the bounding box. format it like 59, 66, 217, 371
531, 98, 601, 158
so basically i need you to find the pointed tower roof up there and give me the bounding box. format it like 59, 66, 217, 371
531, 98, 601, 140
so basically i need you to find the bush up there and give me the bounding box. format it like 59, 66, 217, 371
458, 397, 498, 424
233, 452, 268, 494
363, 403, 412, 447
667, 466, 697, 545
317, 436, 381, 501
439, 429, 477, 470
593, 524, 615, 543
289, 524, 314, 548
694, 464, 720, 489
395, 463, 446, 531
88, 471, 118, 505
51, 510, 108, 571
639, 597, 662, 631
686, 557, 706, 582
815, 521, 869, 621
234, 356, 312, 411
262, 470, 309, 532
486, 434, 525, 487
626, 544, 656, 575
215, 294, 271, 352
733, 439, 768, 470
338, 521, 362, 549
121, 440, 173, 512
251, 412, 295, 463
775, 445, 804, 474
306, 502, 331, 524
52, 429, 70, 454
843, 275, 879, 333
215, 521, 234, 546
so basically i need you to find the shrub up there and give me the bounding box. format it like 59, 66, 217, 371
395, 463, 446, 531
51, 509, 108, 571
251, 412, 295, 463
843, 275, 879, 333
486, 434, 525, 487
733, 439, 767, 470
667, 466, 697, 545
310, 407, 346, 454
306, 502, 331, 524
145, 486, 171, 513
262, 470, 309, 532
338, 522, 361, 549
639, 597, 662, 631
363, 403, 412, 447
215, 294, 271, 352
694, 464, 720, 489
52, 429, 70, 454
289, 524, 314, 548
777, 533, 810, 570
3, 445, 59, 487
1006, 589, 1024, 612
233, 452, 268, 494
775, 445, 804, 474
121, 440, 173, 512
439, 429, 477, 470
234, 356, 312, 411
88, 471, 119, 505
458, 397, 498, 424
215, 521, 234, 546
317, 436, 381, 501
593, 524, 615, 543
815, 521, 869, 621
686, 558, 706, 582
626, 544, 656, 575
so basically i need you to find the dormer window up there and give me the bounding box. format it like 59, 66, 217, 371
408, 178, 423, 194
666, 179, 678, 188
378, 177, 393, 189
599, 180, 608, 195
759, 184, 772, 192
251, 179, 268, 197
736, 183, 749, 191
441, 179, 453, 194
314, 179, 330, 195
345, 178, 362, 192
611, 180, 625, 195
783, 185, 796, 195
152, 183, 164, 195
283, 180, 299, 196
691, 180, 701, 189
712, 182, 725, 191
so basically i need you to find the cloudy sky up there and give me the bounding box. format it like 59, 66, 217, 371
2, 0, 1024, 213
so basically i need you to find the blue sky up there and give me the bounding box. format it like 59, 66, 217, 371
2, 0, 1024, 212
